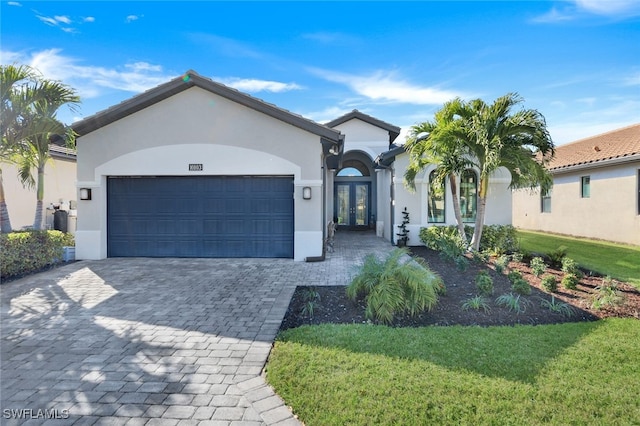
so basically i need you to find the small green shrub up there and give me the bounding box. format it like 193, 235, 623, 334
494, 254, 510, 275
591, 277, 626, 310
561, 257, 583, 277
561, 273, 580, 290
1, 230, 68, 279
479, 224, 519, 255
547, 245, 568, 268
541, 274, 558, 292
462, 296, 490, 313
511, 278, 532, 295
495, 293, 531, 314
346, 248, 444, 325
454, 255, 469, 271
507, 270, 523, 283
472, 250, 490, 264
475, 270, 494, 296
510, 251, 524, 263
540, 296, 575, 318
530, 257, 547, 277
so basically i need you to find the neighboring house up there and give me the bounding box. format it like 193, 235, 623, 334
73, 71, 513, 261
512, 123, 640, 246
1, 144, 77, 232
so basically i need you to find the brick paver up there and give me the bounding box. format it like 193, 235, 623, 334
1, 231, 395, 424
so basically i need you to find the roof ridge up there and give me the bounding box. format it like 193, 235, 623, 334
556, 122, 640, 149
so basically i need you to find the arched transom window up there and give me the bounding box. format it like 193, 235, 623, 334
337, 159, 370, 177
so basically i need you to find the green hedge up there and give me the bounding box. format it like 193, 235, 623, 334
1, 230, 74, 280
419, 224, 519, 255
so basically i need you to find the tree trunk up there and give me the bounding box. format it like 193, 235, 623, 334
449, 173, 467, 245
470, 175, 489, 251
32, 165, 45, 230
0, 170, 13, 233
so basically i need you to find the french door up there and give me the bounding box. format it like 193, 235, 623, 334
335, 182, 370, 229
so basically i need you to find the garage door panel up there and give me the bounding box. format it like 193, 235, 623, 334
108, 176, 293, 258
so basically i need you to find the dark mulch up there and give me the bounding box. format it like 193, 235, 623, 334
280, 246, 640, 330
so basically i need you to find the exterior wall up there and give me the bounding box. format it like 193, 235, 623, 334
76, 86, 324, 261
512, 161, 640, 246
2, 156, 77, 231
392, 153, 513, 246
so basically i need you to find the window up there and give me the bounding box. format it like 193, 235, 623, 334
541, 188, 552, 213
459, 169, 477, 223
581, 176, 590, 198
428, 170, 445, 223
637, 170, 640, 215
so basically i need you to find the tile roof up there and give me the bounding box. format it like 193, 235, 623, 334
548, 123, 640, 172
49, 144, 76, 159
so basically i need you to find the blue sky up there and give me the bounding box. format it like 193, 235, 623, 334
2, 0, 639, 145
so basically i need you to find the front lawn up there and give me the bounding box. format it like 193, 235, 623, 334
517, 230, 640, 288
267, 319, 640, 425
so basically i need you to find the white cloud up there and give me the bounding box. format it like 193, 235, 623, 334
215, 77, 302, 93
309, 68, 463, 105
8, 2, 22, 6
126, 15, 141, 23
3, 49, 172, 99
54, 15, 71, 24
533, 0, 640, 23
83, 16, 95, 23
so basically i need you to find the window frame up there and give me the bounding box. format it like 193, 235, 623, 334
459, 169, 478, 223
581, 175, 591, 198
427, 170, 446, 223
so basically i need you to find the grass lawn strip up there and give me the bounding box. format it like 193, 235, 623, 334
267, 319, 640, 426
517, 230, 640, 287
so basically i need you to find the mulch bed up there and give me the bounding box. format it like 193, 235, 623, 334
280, 246, 640, 330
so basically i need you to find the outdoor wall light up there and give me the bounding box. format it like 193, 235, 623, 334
79, 188, 92, 201
302, 187, 312, 200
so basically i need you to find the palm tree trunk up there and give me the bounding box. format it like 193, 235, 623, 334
0, 170, 13, 233
470, 175, 489, 251
449, 173, 467, 245
32, 165, 45, 230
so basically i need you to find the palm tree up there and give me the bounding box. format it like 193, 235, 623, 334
459, 93, 555, 251
16, 79, 79, 230
404, 98, 473, 244
0, 64, 39, 233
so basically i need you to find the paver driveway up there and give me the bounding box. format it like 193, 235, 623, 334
1, 231, 396, 425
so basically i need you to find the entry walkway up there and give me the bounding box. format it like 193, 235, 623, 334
0, 231, 396, 425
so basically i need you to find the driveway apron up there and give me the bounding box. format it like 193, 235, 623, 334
1, 231, 396, 425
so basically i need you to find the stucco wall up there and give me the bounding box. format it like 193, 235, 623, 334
392, 153, 513, 246
2, 157, 77, 231
76, 86, 325, 260
512, 162, 640, 246
329, 119, 390, 160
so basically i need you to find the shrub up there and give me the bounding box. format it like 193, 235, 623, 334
510, 251, 524, 263
419, 226, 466, 261
454, 255, 469, 271
547, 245, 568, 268
530, 257, 547, 277
540, 296, 575, 318
511, 278, 532, 295
495, 293, 531, 314
494, 254, 510, 275
346, 248, 444, 325
541, 274, 558, 292
561, 257, 582, 277
561, 273, 580, 290
475, 270, 494, 296
507, 270, 523, 283
479, 224, 519, 255
462, 296, 490, 313
591, 277, 626, 310
1, 230, 68, 279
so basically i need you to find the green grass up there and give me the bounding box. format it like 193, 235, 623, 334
267, 319, 640, 425
517, 230, 640, 288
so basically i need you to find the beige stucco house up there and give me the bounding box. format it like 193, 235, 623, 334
73, 71, 514, 261
512, 123, 640, 246
1, 145, 77, 232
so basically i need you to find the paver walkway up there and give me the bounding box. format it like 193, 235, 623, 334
1, 231, 396, 425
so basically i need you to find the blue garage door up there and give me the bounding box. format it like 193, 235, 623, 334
108, 176, 294, 258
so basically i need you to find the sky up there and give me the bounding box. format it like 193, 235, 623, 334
1, 0, 639, 145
